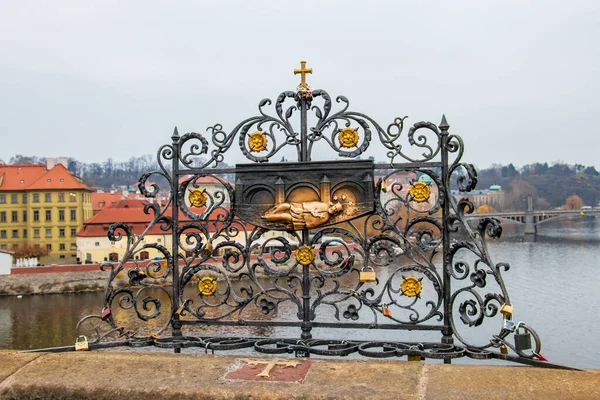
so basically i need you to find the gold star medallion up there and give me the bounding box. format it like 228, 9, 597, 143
338, 127, 359, 148
409, 182, 431, 203
295, 245, 315, 266
198, 276, 217, 296
189, 189, 207, 207
248, 131, 268, 152
400, 276, 422, 297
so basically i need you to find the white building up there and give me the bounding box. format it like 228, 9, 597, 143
0, 249, 14, 275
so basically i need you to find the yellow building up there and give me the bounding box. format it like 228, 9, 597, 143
0, 159, 93, 264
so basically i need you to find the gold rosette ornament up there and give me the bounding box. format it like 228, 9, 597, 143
338, 127, 359, 148
248, 131, 268, 152
400, 276, 422, 297
295, 245, 315, 266
198, 276, 217, 296
189, 189, 207, 207
409, 182, 431, 203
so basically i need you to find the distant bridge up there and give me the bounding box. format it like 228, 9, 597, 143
466, 209, 599, 236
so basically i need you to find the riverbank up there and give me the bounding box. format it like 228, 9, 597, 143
0, 351, 598, 399
0, 270, 110, 296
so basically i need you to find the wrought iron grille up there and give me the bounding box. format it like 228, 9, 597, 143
72, 62, 565, 368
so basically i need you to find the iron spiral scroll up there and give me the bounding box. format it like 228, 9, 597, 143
74, 70, 559, 368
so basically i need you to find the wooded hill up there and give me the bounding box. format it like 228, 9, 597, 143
476, 163, 600, 210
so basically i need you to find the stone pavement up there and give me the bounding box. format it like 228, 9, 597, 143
0, 351, 598, 399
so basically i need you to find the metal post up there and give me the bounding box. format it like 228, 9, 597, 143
439, 115, 453, 364
171, 127, 182, 353
299, 95, 312, 341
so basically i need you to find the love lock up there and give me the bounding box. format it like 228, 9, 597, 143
359, 266, 376, 283
101, 307, 112, 320
514, 323, 532, 352
75, 335, 89, 351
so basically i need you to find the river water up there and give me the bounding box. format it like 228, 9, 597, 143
1, 218, 598, 369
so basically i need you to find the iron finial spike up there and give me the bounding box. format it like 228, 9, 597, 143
439, 115, 449, 130
171, 126, 180, 140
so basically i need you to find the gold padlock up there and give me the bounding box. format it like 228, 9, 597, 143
407, 355, 421, 362
359, 266, 376, 283
75, 335, 89, 351
500, 345, 508, 355
500, 304, 513, 317
380, 181, 388, 193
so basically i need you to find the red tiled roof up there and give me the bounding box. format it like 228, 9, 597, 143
77, 199, 249, 237
0, 163, 92, 191
92, 191, 136, 211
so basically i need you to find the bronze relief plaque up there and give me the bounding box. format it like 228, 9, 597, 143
235, 160, 374, 230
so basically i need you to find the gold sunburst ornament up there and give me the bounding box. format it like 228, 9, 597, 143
338, 127, 359, 148
409, 182, 431, 203
189, 189, 207, 207
198, 276, 217, 296
400, 276, 422, 297
248, 131, 268, 152
295, 245, 315, 266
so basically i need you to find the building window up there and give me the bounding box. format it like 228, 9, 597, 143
11, 194, 18, 204
70, 209, 77, 221
0, 230, 6, 238
34, 244, 40, 250
95, 242, 100, 247
59, 228, 65, 237
69, 193, 76, 202
45, 228, 52, 238
33, 193, 39, 203
23, 211, 27, 222
22, 194, 27, 203
0, 244, 6, 250
0, 195, 5, 204
45, 210, 51, 221
33, 210, 39, 221
59, 243, 66, 251
71, 243, 77, 250
45, 193, 52, 202
157, 238, 162, 243
12, 229, 18, 238
109, 252, 119, 262
59, 255, 65, 259
46, 244, 52, 251
0, 212, 5, 222
33, 229, 40, 238
70, 228, 77, 236
58, 193, 65, 202
11, 211, 18, 222
140, 251, 150, 261
59, 209, 65, 221
23, 229, 27, 238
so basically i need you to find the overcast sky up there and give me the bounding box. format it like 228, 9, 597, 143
1, 0, 598, 170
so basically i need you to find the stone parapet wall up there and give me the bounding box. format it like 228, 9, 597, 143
0, 351, 598, 399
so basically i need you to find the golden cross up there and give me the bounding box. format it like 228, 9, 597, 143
294, 61, 312, 85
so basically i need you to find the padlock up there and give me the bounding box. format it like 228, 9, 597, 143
174, 305, 184, 318
75, 335, 89, 351
380, 182, 388, 193
101, 307, 111, 321
407, 355, 421, 362
500, 345, 508, 355
359, 266, 376, 283
514, 326, 532, 351
151, 332, 160, 339
503, 318, 515, 331
500, 304, 513, 317
382, 304, 392, 317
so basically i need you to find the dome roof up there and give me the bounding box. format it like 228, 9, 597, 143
489, 184, 501, 191
418, 174, 434, 184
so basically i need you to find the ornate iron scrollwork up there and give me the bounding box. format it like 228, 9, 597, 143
75, 64, 557, 368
